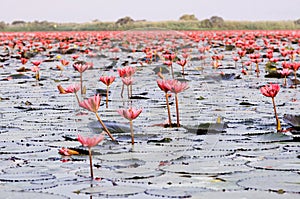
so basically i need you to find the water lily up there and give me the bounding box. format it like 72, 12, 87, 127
99, 75, 116, 108
117, 66, 136, 98
260, 83, 281, 132
77, 133, 105, 179
278, 68, 291, 87
168, 79, 189, 127
157, 79, 173, 127
57, 84, 80, 104
117, 107, 142, 145
73, 63, 89, 96
79, 94, 115, 141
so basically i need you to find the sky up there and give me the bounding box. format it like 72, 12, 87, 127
0, 0, 299, 23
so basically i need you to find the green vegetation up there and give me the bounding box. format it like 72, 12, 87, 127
1, 16, 300, 31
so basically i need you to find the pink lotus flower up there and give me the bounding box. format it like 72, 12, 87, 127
176, 60, 187, 74
99, 75, 116, 108
117, 107, 142, 145
73, 63, 89, 73
77, 133, 105, 179
118, 66, 136, 98
58, 147, 79, 156
117, 66, 136, 77
117, 107, 142, 121
57, 84, 80, 94
168, 79, 189, 127
79, 95, 115, 141
168, 79, 189, 94
57, 84, 80, 103
157, 79, 172, 93
157, 79, 173, 127
99, 76, 116, 87
121, 76, 134, 98
77, 134, 105, 148
79, 94, 101, 113
260, 83, 281, 131
73, 63, 89, 95
278, 68, 291, 87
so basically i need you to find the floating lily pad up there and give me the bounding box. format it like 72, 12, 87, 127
191, 190, 298, 199
0, 172, 55, 182
0, 191, 69, 199
184, 122, 228, 134
237, 173, 300, 193
145, 187, 194, 198
246, 158, 300, 171
283, 114, 300, 129
161, 160, 251, 175
80, 185, 145, 197
248, 133, 294, 143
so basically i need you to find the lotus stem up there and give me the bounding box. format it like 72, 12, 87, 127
80, 72, 83, 97
283, 75, 287, 87
271, 97, 281, 132
127, 85, 130, 99
129, 120, 134, 145
121, 83, 124, 98
175, 93, 180, 127
130, 84, 133, 98
95, 112, 115, 141
88, 147, 94, 179
170, 64, 174, 79
294, 71, 297, 88
74, 92, 80, 105
106, 86, 109, 108
165, 93, 172, 128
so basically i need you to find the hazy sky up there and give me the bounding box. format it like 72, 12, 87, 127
1, 0, 299, 23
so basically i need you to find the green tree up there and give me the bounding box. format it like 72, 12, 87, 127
179, 14, 198, 21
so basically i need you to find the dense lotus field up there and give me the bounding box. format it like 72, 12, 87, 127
0, 30, 299, 198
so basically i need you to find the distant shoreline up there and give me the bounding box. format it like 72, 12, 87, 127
1, 18, 300, 31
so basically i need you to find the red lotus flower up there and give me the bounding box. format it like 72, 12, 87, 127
60, 59, 69, 66
99, 76, 116, 86
238, 50, 246, 58
260, 83, 280, 98
21, 58, 28, 65
71, 54, 79, 60
31, 60, 42, 67
77, 134, 105, 148
260, 83, 281, 131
